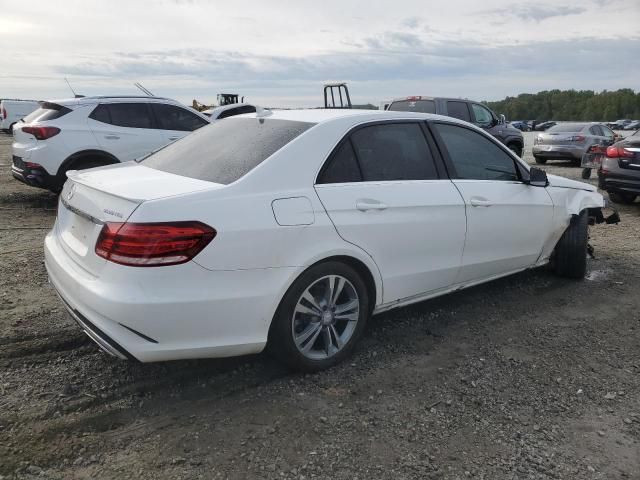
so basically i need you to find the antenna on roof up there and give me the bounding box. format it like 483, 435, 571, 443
65, 77, 84, 98
134, 82, 154, 97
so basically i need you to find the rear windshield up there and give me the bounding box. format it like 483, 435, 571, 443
23, 102, 72, 123
388, 100, 436, 114
141, 117, 315, 184
547, 123, 587, 133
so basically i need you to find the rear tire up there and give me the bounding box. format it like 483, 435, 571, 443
268, 261, 370, 372
52, 157, 116, 194
608, 192, 637, 204
581, 168, 592, 180
553, 210, 588, 279
534, 156, 547, 164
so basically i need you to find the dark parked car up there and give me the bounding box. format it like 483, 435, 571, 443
387, 96, 524, 156
510, 121, 531, 131
623, 120, 640, 131
534, 121, 557, 131
599, 129, 640, 204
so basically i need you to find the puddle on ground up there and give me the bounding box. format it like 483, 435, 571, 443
585, 268, 613, 281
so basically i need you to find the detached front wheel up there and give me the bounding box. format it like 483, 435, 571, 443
269, 262, 369, 372
553, 210, 588, 279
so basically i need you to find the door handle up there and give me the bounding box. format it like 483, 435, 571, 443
104, 135, 120, 140
356, 200, 388, 211
470, 197, 492, 207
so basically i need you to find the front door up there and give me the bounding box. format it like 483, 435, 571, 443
430, 121, 554, 284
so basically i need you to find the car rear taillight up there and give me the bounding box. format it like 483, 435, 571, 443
95, 221, 216, 267
22, 125, 61, 140
406, 96, 422, 101
606, 146, 634, 158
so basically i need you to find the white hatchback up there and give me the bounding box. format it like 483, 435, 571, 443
45, 109, 606, 371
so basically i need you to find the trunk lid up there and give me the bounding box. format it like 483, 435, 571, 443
55, 163, 219, 276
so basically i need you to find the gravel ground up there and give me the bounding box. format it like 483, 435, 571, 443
0, 131, 639, 480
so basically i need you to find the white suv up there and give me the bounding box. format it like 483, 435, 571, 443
11, 96, 210, 192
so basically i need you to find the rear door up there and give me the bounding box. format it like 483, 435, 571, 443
150, 103, 209, 143
314, 121, 466, 304
88, 103, 163, 161
430, 121, 554, 283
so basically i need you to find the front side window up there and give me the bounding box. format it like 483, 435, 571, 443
433, 123, 519, 181
107, 103, 153, 129
471, 104, 494, 127
151, 104, 208, 131
350, 123, 438, 181
142, 117, 315, 184
446, 101, 471, 122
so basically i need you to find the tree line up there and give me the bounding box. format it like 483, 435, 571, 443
484, 89, 640, 122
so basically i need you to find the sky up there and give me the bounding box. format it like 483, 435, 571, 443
0, 0, 638, 108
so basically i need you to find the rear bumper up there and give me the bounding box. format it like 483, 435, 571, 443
532, 145, 584, 160
44, 227, 299, 362
11, 155, 58, 190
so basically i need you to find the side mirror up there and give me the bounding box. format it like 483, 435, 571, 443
498, 114, 506, 125
528, 167, 548, 187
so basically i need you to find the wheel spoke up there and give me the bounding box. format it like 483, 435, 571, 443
329, 325, 344, 349
334, 298, 359, 315
295, 303, 321, 317
330, 277, 345, 307
296, 322, 322, 351
322, 326, 335, 356
301, 290, 323, 314
334, 311, 358, 322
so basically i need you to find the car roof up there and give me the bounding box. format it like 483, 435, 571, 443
203, 103, 255, 116
44, 96, 183, 107
255, 108, 464, 126
388, 96, 475, 103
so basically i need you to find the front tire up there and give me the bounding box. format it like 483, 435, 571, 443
608, 192, 637, 204
269, 261, 370, 372
553, 210, 588, 279
508, 144, 523, 157
534, 156, 547, 164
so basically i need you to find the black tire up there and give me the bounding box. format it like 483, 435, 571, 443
268, 261, 370, 372
581, 168, 592, 180
508, 144, 523, 157
9, 122, 16, 133
608, 192, 637, 204
50, 158, 115, 194
553, 210, 588, 279
534, 156, 547, 164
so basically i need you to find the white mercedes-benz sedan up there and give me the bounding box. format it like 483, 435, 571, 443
45, 109, 607, 371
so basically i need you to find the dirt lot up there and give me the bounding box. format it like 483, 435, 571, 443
1, 131, 639, 480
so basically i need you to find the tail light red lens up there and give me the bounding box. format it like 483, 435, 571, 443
606, 146, 634, 158
95, 221, 216, 267
22, 126, 61, 140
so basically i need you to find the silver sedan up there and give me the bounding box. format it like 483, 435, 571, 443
533, 123, 615, 165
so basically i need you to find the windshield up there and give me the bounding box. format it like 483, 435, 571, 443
547, 123, 587, 133
141, 117, 315, 184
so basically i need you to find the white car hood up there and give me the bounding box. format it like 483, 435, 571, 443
547, 174, 597, 192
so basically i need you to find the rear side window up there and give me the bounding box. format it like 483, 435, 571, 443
23, 103, 72, 123
350, 123, 438, 181
142, 118, 315, 184
446, 101, 471, 122
151, 104, 208, 131
97, 103, 153, 129
387, 100, 436, 114
318, 141, 362, 184
218, 105, 256, 119
433, 123, 518, 181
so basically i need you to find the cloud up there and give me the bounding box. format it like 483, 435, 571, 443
484, 5, 588, 23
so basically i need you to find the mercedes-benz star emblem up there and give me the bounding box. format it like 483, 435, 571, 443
66, 184, 76, 201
